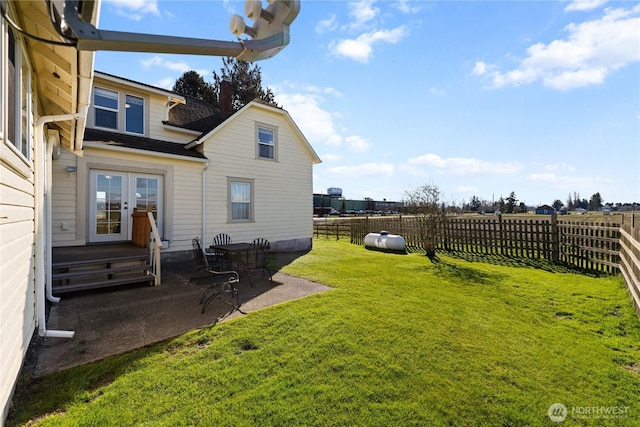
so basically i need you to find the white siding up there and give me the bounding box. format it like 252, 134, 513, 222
202, 105, 315, 249
0, 98, 36, 424
88, 77, 194, 144
51, 147, 205, 254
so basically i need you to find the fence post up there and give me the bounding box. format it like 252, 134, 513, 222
551, 212, 559, 264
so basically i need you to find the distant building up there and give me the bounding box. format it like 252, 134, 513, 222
535, 204, 556, 215
327, 187, 343, 198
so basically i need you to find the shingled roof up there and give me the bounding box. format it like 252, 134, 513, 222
83, 128, 207, 160
164, 94, 226, 134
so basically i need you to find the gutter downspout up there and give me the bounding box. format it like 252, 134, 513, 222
202, 162, 209, 242
35, 109, 88, 339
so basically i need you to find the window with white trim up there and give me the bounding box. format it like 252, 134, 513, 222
257, 126, 276, 160
229, 179, 253, 222
94, 87, 118, 130
125, 94, 144, 134
93, 88, 146, 135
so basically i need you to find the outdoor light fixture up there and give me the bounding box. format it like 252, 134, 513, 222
47, 0, 300, 61
64, 165, 77, 175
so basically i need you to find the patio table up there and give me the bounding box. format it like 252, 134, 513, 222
207, 242, 252, 271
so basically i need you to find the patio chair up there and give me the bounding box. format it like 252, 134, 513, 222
210, 233, 233, 270
248, 238, 273, 286
190, 237, 209, 285
191, 237, 241, 313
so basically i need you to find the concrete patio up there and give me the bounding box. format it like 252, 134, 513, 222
26, 256, 331, 377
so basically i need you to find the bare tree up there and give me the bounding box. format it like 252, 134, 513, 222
403, 184, 447, 260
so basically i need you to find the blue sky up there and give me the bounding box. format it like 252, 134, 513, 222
94, 0, 639, 207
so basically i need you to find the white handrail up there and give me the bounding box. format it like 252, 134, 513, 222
147, 211, 162, 286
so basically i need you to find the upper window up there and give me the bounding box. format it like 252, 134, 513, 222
94, 88, 118, 130
257, 126, 276, 160
229, 179, 253, 222
125, 95, 144, 134
93, 89, 145, 135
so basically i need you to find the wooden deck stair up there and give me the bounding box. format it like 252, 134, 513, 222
52, 244, 155, 294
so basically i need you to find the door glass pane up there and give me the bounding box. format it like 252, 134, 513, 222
136, 177, 159, 220
96, 174, 123, 235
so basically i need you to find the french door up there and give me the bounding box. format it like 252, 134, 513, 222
89, 170, 163, 243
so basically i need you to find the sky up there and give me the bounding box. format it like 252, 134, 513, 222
93, 0, 640, 207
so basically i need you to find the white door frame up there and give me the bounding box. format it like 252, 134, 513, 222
88, 170, 163, 243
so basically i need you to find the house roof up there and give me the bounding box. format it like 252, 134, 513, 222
185, 100, 322, 165
536, 204, 555, 210
165, 95, 225, 134
83, 128, 207, 160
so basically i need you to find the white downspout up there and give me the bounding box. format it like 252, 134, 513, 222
35, 110, 87, 339
202, 162, 209, 242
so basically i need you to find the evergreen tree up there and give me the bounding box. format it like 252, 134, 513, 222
172, 71, 216, 105
505, 191, 518, 213
552, 199, 563, 210
212, 57, 278, 112
589, 192, 603, 211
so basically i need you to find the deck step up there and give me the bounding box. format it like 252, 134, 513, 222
53, 254, 149, 269
52, 263, 151, 280
52, 246, 153, 294
53, 274, 155, 293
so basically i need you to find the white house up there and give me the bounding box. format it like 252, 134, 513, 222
0, 0, 309, 422
0, 0, 98, 421
52, 71, 321, 258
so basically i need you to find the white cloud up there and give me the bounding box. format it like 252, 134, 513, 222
103, 0, 159, 20
316, 14, 338, 34
474, 5, 640, 90
329, 162, 394, 178
322, 153, 342, 162
544, 163, 575, 172
140, 56, 208, 76
429, 87, 445, 96
155, 77, 175, 90
348, 0, 380, 29
273, 91, 343, 147
393, 0, 422, 14
472, 61, 489, 75
345, 135, 371, 153
527, 172, 617, 189
330, 26, 409, 63
565, 0, 608, 12
407, 153, 523, 175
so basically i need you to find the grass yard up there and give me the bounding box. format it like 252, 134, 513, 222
9, 239, 640, 426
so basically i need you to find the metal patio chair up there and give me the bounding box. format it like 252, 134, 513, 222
248, 238, 273, 286
210, 233, 233, 270
191, 237, 241, 313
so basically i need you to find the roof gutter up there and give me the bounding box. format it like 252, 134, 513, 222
35, 110, 88, 339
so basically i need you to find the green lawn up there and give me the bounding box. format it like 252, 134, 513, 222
9, 239, 640, 426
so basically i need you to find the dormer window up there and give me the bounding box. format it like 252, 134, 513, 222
92, 87, 145, 135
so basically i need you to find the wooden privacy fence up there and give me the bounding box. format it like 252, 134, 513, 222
350, 215, 637, 274
314, 221, 352, 240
